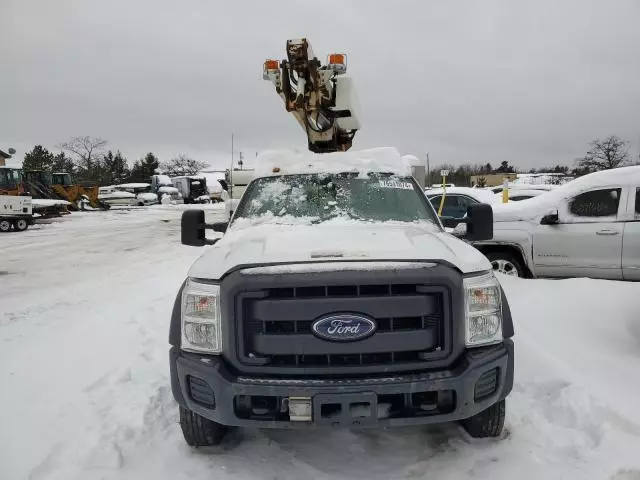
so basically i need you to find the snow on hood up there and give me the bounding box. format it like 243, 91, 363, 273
253, 147, 413, 178
187, 220, 491, 280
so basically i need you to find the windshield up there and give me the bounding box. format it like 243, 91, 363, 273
0, 169, 21, 189
233, 173, 440, 225
52, 173, 72, 186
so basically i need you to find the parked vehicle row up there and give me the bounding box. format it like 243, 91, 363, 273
472, 166, 640, 280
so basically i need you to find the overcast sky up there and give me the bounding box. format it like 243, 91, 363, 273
2, 0, 640, 170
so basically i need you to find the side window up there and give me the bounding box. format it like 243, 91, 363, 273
635, 188, 640, 215
428, 195, 459, 216
442, 195, 462, 217
569, 188, 622, 218
457, 195, 477, 209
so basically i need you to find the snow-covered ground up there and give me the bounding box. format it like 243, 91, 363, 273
2, 208, 640, 480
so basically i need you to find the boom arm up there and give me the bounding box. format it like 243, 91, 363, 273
263, 38, 361, 154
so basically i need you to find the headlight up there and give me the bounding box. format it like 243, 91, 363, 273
463, 272, 503, 347
181, 279, 222, 354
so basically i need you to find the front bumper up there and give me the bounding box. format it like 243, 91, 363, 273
170, 340, 513, 429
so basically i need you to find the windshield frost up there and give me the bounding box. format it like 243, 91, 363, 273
233, 173, 438, 224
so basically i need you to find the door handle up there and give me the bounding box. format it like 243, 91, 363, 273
596, 229, 619, 236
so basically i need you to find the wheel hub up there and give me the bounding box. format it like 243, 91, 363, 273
491, 259, 519, 276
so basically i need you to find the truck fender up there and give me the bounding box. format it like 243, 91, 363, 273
169, 280, 187, 347
473, 234, 535, 277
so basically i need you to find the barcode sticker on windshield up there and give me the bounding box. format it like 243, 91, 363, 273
378, 180, 413, 190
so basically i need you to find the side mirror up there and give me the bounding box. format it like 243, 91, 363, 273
465, 203, 493, 241
181, 210, 218, 246
218, 179, 229, 192
212, 222, 228, 233
540, 210, 559, 225
440, 216, 459, 229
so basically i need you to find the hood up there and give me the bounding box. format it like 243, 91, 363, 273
491, 192, 560, 222
187, 221, 491, 280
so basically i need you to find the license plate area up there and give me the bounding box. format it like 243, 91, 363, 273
313, 392, 378, 427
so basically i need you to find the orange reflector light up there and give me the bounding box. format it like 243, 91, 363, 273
264, 59, 279, 71
272, 167, 281, 173
328, 53, 346, 65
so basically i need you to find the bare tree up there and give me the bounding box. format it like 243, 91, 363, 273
161, 154, 208, 176
576, 135, 630, 172
58, 136, 108, 171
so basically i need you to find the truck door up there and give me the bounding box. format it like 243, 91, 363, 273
533, 187, 624, 279
622, 187, 640, 280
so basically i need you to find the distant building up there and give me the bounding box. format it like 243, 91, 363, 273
513, 173, 573, 185
0, 150, 11, 167
470, 173, 517, 187
471, 172, 573, 187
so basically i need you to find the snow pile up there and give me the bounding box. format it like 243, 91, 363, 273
401, 154, 424, 167
515, 173, 574, 185
115, 183, 151, 189
254, 147, 413, 178
32, 198, 72, 207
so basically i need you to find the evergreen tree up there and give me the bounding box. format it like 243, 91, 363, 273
23, 145, 54, 171
129, 152, 159, 182
111, 151, 130, 184
101, 150, 131, 185
51, 152, 76, 174
496, 161, 515, 173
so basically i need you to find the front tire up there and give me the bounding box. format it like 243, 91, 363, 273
461, 399, 506, 438
179, 406, 229, 446
485, 252, 524, 277
13, 218, 29, 231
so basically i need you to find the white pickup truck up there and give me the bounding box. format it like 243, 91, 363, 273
472, 166, 640, 280
170, 147, 515, 446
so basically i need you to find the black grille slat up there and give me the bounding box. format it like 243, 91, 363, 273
240, 282, 446, 370
252, 330, 436, 355
250, 314, 440, 336
267, 284, 421, 299
270, 351, 424, 367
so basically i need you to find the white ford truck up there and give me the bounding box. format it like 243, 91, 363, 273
472, 165, 640, 280
169, 147, 515, 447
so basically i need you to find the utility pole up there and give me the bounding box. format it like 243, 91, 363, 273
426, 152, 430, 187
230, 133, 234, 199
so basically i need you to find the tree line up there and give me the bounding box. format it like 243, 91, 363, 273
18, 134, 636, 188
427, 135, 635, 187
20, 136, 209, 186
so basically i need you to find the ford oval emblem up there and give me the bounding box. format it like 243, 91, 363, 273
311, 313, 377, 342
